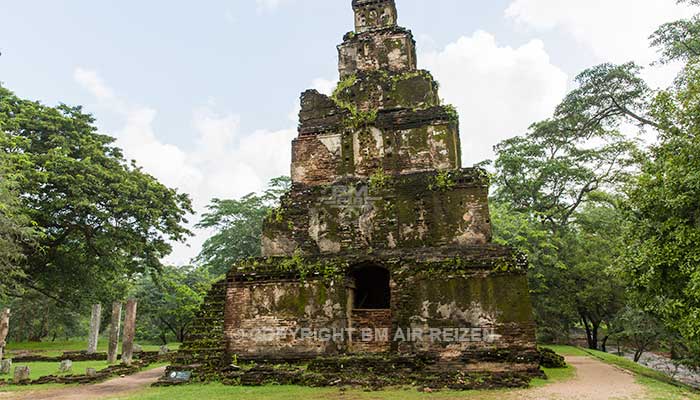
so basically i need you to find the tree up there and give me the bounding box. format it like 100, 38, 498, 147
490, 201, 572, 343
623, 62, 700, 343
565, 203, 627, 351
651, 9, 700, 64
196, 177, 290, 276
493, 66, 642, 232
0, 149, 40, 297
0, 84, 193, 309
133, 266, 211, 344
490, 64, 642, 348
613, 307, 665, 362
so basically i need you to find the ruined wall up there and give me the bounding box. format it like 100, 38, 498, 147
352, 0, 398, 33
217, 248, 535, 362
394, 272, 537, 372
263, 169, 491, 257
224, 279, 348, 360
338, 28, 416, 78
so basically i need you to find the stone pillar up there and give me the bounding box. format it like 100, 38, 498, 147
59, 360, 73, 373
0, 308, 10, 361
0, 359, 11, 374
107, 302, 122, 364
87, 304, 102, 354
121, 299, 137, 366
13, 366, 30, 383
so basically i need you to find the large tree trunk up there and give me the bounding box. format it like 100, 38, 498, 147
580, 312, 600, 350
601, 335, 610, 353
121, 299, 138, 366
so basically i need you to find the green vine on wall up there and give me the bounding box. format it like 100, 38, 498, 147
429, 171, 456, 191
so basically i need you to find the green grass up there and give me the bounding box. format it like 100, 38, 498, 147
104, 385, 512, 400
529, 365, 576, 388
105, 364, 577, 400
0, 360, 110, 392
539, 345, 589, 357
639, 376, 700, 400
1, 360, 112, 380
6, 340, 180, 358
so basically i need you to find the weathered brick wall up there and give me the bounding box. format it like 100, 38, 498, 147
352, 0, 398, 33
393, 272, 538, 372
292, 91, 459, 186
338, 27, 416, 78
263, 170, 492, 257
349, 309, 392, 353
224, 279, 348, 360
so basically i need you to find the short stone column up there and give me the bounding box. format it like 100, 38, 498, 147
59, 360, 73, 373
86, 367, 97, 377
87, 303, 102, 354
0, 359, 12, 374
121, 299, 138, 366
13, 366, 30, 383
107, 301, 122, 364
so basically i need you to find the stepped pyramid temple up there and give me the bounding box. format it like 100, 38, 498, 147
175, 0, 539, 389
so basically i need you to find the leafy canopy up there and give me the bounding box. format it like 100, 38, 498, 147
0, 84, 193, 307
196, 176, 290, 276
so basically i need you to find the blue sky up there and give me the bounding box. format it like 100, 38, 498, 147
0, 0, 692, 264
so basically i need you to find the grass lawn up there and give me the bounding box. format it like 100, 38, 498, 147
2, 360, 112, 381
104, 363, 577, 400
104, 385, 523, 400
6, 340, 181, 358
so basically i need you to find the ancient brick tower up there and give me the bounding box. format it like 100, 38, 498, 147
177, 0, 539, 389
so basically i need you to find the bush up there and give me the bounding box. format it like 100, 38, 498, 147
539, 347, 567, 368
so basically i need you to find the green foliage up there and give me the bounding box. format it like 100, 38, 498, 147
332, 75, 357, 101
492, 64, 642, 230
428, 171, 455, 191
132, 265, 211, 344
623, 62, 700, 344
7, 292, 84, 342
369, 169, 391, 190
196, 177, 290, 277
443, 104, 459, 121
490, 63, 641, 346
0, 84, 193, 310
651, 12, 700, 64
0, 150, 40, 297
613, 306, 666, 362
538, 347, 567, 368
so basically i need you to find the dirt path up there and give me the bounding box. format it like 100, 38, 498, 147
508, 356, 647, 400
0, 367, 166, 400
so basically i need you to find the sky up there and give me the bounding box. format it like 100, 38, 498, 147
0, 0, 693, 265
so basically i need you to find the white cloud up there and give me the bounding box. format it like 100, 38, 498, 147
74, 67, 296, 265
505, 0, 692, 88
311, 78, 336, 96
255, 0, 289, 13
287, 77, 336, 122
74, 68, 116, 101
421, 31, 568, 166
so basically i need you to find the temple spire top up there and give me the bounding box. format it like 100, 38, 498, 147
352, 0, 398, 33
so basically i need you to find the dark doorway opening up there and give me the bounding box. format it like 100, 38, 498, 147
351, 265, 390, 309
